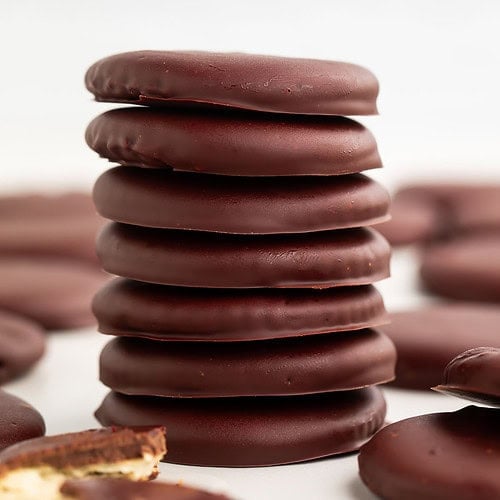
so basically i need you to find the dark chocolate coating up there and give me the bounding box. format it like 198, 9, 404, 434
97, 224, 390, 288
94, 168, 389, 234
379, 304, 500, 390
85, 51, 379, 116
0, 192, 102, 263
420, 235, 500, 302
358, 406, 500, 500
95, 388, 386, 467
433, 347, 500, 406
61, 478, 231, 500
99, 330, 395, 397
0, 310, 45, 384
93, 279, 387, 341
0, 257, 108, 329
0, 427, 165, 477
85, 107, 381, 177
0, 390, 45, 451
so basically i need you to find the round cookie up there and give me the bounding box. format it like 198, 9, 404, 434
394, 183, 500, 236
85, 51, 379, 116
61, 478, 231, 500
358, 406, 500, 500
0, 192, 94, 217
96, 387, 386, 467
0, 390, 45, 451
433, 347, 500, 406
93, 279, 387, 341
0, 257, 108, 329
421, 235, 500, 302
0, 310, 45, 384
0, 192, 101, 263
94, 168, 390, 234
376, 194, 441, 246
85, 108, 381, 177
97, 224, 390, 288
379, 304, 500, 390
100, 330, 395, 397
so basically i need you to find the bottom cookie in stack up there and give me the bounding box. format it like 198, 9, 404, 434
96, 388, 387, 467
94, 296, 396, 466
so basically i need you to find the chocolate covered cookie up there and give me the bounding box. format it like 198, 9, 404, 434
61, 478, 231, 500
379, 304, 500, 389
0, 193, 101, 263
358, 406, 500, 500
433, 347, 500, 406
0, 310, 45, 384
94, 168, 389, 234
421, 234, 500, 302
99, 330, 395, 397
97, 224, 390, 288
0, 427, 166, 498
0, 390, 45, 451
0, 257, 108, 329
93, 279, 387, 342
376, 194, 440, 246
85, 51, 379, 116
379, 183, 500, 246
96, 388, 386, 467
86, 107, 381, 176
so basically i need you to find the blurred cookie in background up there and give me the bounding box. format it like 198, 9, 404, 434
379, 303, 500, 389
378, 183, 500, 246
0, 192, 102, 263
0, 389, 45, 451
0, 310, 45, 384
0, 257, 108, 330
376, 192, 441, 246
420, 233, 500, 302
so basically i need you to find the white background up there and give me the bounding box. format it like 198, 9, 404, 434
1, 1, 499, 499
2, 0, 500, 191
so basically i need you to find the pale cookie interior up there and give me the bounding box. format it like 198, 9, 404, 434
0, 453, 160, 500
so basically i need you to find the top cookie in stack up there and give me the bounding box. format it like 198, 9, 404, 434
86, 51, 395, 467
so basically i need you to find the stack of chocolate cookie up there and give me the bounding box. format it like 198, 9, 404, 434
85, 51, 395, 467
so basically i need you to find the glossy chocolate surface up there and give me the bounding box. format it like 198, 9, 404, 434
96, 388, 386, 467
0, 390, 45, 452
97, 224, 390, 288
359, 406, 500, 500
94, 168, 389, 234
85, 51, 379, 116
434, 347, 500, 406
86, 107, 381, 176
379, 304, 500, 389
93, 279, 387, 341
99, 329, 395, 397
0, 310, 45, 384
